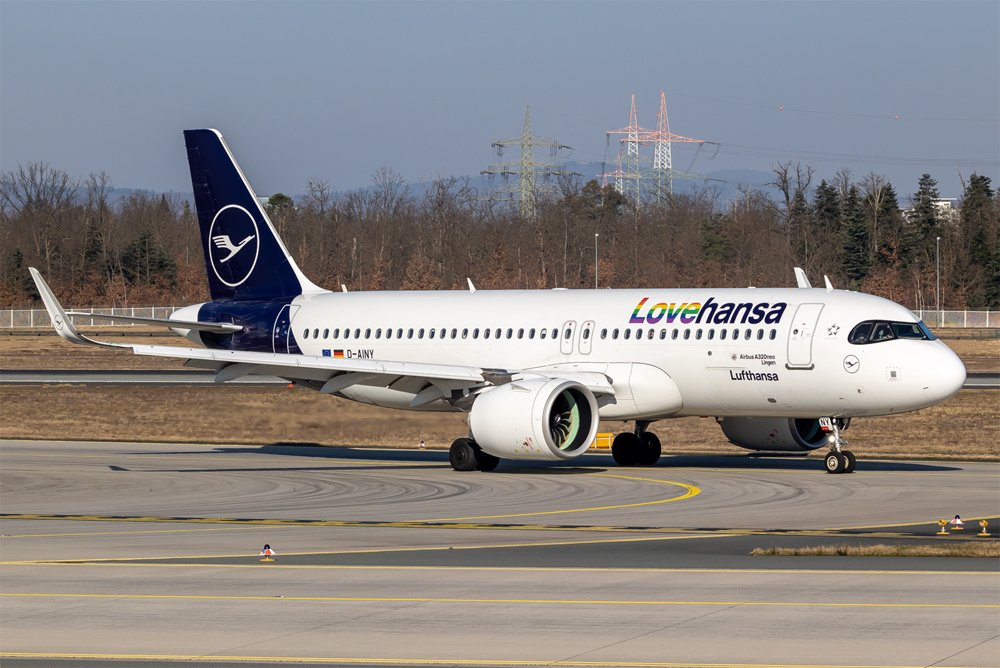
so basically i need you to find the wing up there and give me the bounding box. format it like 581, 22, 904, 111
29, 268, 615, 407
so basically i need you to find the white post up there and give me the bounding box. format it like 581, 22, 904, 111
594, 233, 599, 290
935, 236, 941, 326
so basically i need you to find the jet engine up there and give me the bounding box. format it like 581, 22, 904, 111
469, 378, 598, 460
720, 417, 831, 452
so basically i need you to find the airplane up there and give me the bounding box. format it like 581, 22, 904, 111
29, 129, 967, 474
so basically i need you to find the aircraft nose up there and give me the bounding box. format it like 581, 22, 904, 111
930, 343, 966, 402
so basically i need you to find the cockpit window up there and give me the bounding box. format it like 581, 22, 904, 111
848, 322, 873, 344
849, 320, 934, 345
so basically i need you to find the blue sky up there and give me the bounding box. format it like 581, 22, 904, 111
2, 1, 997, 199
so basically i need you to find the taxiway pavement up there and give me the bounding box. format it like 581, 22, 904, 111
1, 439, 998, 667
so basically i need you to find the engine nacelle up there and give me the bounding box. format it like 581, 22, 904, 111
720, 417, 831, 452
470, 378, 599, 460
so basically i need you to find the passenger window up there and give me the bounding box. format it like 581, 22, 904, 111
407, 328, 414, 339
451, 328, 458, 339
495, 328, 501, 339
365, 328, 371, 338
428, 329, 435, 339
483, 328, 490, 339
517, 328, 524, 339
583, 328, 591, 340
354, 328, 361, 338
647, 329, 654, 340
506, 328, 513, 339
418, 328, 425, 339
312, 328, 318, 339
683, 329, 691, 340
375, 328, 382, 339
564, 328, 572, 340
659, 329, 666, 340
323, 329, 329, 339
744, 329, 751, 340
303, 329, 309, 339
695, 329, 703, 340
624, 329, 631, 340
769, 329, 776, 340
473, 328, 479, 339
343, 329, 350, 340
462, 328, 469, 339
708, 329, 715, 340
529, 328, 536, 339
720, 329, 727, 340
396, 328, 403, 339
671, 330, 679, 340
612, 328, 619, 340
756, 329, 764, 340
385, 329, 392, 340
601, 328, 608, 340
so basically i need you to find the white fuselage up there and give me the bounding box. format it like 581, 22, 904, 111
280, 286, 965, 420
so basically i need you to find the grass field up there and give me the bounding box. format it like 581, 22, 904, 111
1, 330, 997, 459
750, 542, 1000, 557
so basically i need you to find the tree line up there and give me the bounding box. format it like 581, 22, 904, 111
1, 161, 997, 309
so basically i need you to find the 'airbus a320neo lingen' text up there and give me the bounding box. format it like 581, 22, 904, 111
30, 129, 966, 474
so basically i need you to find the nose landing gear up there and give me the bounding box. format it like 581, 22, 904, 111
821, 418, 855, 474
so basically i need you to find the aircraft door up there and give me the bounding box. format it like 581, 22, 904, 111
560, 320, 577, 355
786, 303, 824, 369
579, 320, 595, 355
272, 304, 300, 353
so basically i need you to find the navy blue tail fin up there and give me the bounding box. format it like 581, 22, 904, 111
184, 129, 322, 302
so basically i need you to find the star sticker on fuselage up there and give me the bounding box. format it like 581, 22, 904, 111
827, 324, 841, 336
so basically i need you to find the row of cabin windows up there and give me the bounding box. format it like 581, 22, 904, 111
301, 325, 778, 343
303, 326, 564, 341
601, 327, 778, 341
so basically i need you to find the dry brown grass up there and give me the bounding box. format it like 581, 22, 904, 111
1, 384, 996, 459
751, 542, 1000, 557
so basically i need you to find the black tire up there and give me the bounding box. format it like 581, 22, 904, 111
842, 450, 856, 473
475, 450, 501, 472
449, 438, 478, 471
638, 432, 661, 466
611, 432, 641, 466
824, 451, 845, 474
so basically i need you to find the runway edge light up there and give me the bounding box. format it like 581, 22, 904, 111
950, 515, 965, 531
259, 543, 276, 562
978, 520, 990, 537
936, 519, 949, 535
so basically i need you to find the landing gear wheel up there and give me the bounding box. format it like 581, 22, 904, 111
475, 450, 500, 472
842, 450, 856, 473
449, 438, 478, 472
824, 451, 846, 474
611, 432, 641, 466
638, 432, 661, 466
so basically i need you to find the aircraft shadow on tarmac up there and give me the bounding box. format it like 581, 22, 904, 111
128, 442, 962, 475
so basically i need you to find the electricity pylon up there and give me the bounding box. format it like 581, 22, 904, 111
482, 107, 577, 219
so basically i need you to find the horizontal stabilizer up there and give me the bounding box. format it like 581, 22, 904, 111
66, 311, 242, 334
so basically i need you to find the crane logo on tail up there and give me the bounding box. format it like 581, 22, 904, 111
207, 204, 260, 287
212, 234, 255, 263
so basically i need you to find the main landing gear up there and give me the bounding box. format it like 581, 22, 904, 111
821, 418, 856, 474
611, 421, 661, 467
449, 437, 499, 472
